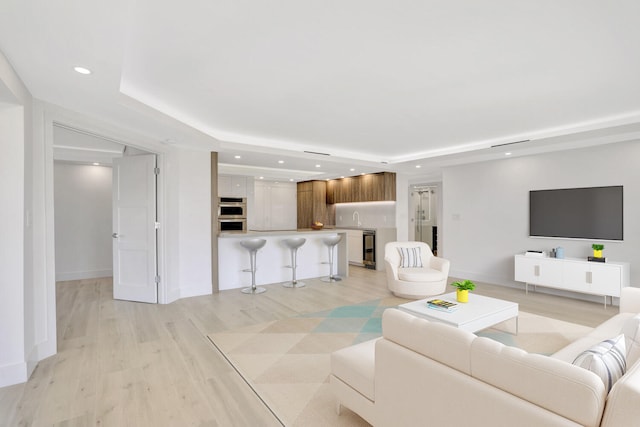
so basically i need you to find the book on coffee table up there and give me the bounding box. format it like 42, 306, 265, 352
426, 299, 459, 312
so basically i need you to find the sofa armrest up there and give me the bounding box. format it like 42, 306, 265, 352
430, 256, 451, 277
620, 287, 640, 314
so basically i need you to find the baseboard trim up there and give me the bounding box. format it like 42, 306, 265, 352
55, 269, 112, 281
449, 269, 620, 307
0, 361, 27, 388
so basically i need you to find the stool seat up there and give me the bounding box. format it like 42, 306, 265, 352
322, 235, 343, 247
321, 234, 343, 283
240, 238, 267, 294
282, 237, 306, 288
240, 238, 267, 251
283, 237, 306, 251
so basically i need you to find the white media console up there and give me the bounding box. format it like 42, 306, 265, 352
514, 254, 630, 307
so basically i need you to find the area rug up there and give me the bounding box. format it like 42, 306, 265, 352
207, 299, 593, 427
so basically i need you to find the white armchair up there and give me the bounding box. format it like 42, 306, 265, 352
384, 241, 450, 299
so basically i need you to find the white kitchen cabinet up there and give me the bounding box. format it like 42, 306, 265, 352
347, 229, 363, 266
218, 174, 247, 197
514, 254, 630, 306
252, 181, 296, 230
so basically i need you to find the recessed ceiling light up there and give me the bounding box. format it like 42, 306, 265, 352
416, 165, 422, 168
315, 164, 321, 168
350, 168, 355, 172
278, 160, 284, 164
340, 176, 345, 179
505, 152, 512, 156
259, 176, 264, 180
92, 162, 100, 166
289, 178, 294, 182
74, 66, 92, 75
234, 155, 241, 159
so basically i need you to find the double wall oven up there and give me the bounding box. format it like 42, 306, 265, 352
218, 197, 247, 232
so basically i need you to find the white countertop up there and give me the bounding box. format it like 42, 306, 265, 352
218, 228, 347, 238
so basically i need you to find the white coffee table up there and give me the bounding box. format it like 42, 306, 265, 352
398, 292, 519, 334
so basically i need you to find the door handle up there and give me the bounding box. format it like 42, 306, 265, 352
112, 233, 120, 238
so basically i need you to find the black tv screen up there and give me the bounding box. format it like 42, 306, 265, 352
529, 186, 623, 240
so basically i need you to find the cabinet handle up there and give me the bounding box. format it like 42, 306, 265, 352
534, 265, 540, 276
586, 271, 592, 284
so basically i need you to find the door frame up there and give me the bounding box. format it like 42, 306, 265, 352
43, 106, 168, 347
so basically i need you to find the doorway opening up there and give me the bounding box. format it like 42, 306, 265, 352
52, 124, 159, 305
410, 184, 440, 255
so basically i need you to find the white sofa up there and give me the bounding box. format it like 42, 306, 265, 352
330, 287, 640, 427
384, 241, 450, 299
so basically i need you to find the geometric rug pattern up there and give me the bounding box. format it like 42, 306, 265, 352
208, 299, 593, 426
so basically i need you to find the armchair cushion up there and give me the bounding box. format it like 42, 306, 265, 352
398, 247, 423, 268
398, 268, 446, 282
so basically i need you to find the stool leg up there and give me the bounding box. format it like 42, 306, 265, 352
283, 247, 305, 288
321, 244, 342, 282
241, 249, 267, 294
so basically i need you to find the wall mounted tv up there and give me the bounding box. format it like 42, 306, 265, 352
529, 186, 623, 241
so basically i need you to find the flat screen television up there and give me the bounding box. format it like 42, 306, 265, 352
529, 186, 623, 240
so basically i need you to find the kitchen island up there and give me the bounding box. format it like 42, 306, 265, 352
218, 229, 348, 291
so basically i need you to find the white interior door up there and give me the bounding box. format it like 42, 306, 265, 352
112, 154, 157, 303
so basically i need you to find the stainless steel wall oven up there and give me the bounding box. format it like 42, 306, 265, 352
218, 197, 247, 219
218, 197, 247, 232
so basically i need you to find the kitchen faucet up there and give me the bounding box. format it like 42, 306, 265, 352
353, 211, 362, 227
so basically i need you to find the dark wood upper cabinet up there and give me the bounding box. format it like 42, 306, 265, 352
325, 172, 395, 203
297, 180, 334, 228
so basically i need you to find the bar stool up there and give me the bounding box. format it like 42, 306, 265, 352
282, 237, 306, 288
240, 238, 267, 294
321, 234, 343, 282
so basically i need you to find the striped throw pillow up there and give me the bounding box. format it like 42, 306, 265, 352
572, 334, 626, 393
398, 247, 423, 268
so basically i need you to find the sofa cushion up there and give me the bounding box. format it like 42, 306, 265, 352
552, 312, 635, 363
331, 338, 377, 401
622, 314, 640, 367
573, 335, 627, 393
398, 247, 423, 268
397, 267, 445, 282
382, 309, 474, 374
471, 336, 607, 427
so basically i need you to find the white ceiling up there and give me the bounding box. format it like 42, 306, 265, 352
2, 1, 640, 181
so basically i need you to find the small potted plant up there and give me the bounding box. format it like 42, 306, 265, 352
450, 279, 476, 303
592, 244, 604, 258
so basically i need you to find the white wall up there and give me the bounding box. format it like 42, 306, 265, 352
443, 140, 640, 296
0, 48, 43, 387
177, 150, 212, 298
0, 104, 26, 386
54, 163, 113, 281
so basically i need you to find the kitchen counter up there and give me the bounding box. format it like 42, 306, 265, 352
218, 229, 348, 291
219, 228, 345, 237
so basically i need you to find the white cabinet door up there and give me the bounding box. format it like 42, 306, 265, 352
252, 181, 267, 230
252, 181, 297, 230
270, 185, 296, 230
347, 230, 363, 265
514, 256, 561, 285
219, 174, 247, 197
590, 264, 622, 297
218, 175, 232, 196
230, 176, 247, 197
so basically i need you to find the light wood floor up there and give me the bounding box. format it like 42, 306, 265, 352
0, 267, 618, 426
